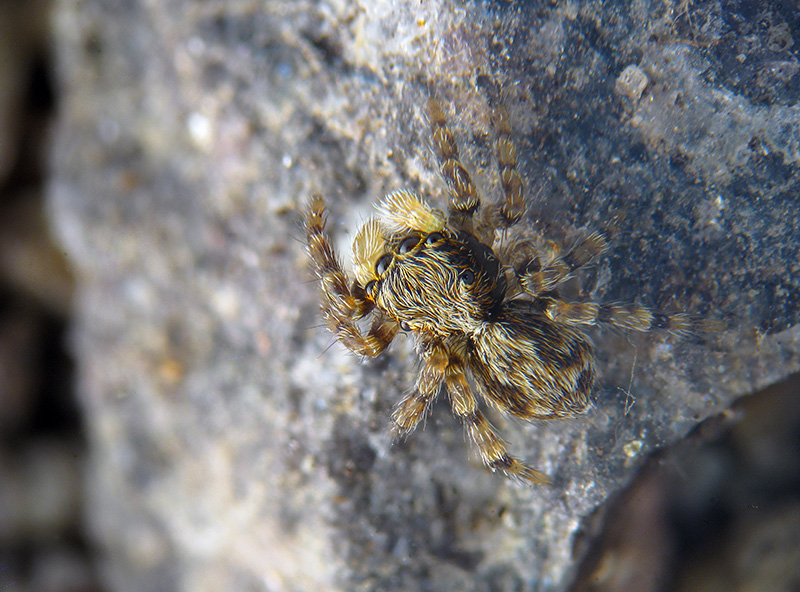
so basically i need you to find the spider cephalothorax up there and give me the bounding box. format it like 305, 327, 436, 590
306, 98, 695, 484
361, 191, 507, 336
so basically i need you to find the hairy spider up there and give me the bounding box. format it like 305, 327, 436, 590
306, 98, 697, 484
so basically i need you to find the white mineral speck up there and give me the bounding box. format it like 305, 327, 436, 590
187, 112, 212, 150
615, 64, 649, 101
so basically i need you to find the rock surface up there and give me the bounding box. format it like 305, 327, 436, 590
48, 1, 800, 591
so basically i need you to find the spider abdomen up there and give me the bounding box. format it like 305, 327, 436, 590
470, 301, 595, 420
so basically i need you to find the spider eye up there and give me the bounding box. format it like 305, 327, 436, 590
398, 236, 419, 254
460, 269, 475, 285
375, 253, 393, 276
425, 232, 443, 246
364, 280, 377, 295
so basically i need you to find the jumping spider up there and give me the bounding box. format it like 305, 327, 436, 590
306, 97, 696, 484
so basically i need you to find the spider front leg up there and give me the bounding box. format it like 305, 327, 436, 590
428, 98, 480, 225
446, 360, 549, 485
491, 105, 526, 228
306, 197, 399, 356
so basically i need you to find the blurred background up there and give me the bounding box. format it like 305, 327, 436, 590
0, 1, 100, 591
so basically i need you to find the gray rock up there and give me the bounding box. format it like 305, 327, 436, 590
48, 1, 800, 591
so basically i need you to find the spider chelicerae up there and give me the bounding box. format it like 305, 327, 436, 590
306, 97, 698, 484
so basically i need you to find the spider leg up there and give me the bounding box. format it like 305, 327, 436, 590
518, 231, 607, 297
446, 360, 549, 485
392, 337, 448, 436
510, 229, 711, 335
491, 105, 526, 228
329, 313, 400, 357
428, 97, 480, 226
521, 227, 720, 335
543, 300, 699, 336
306, 197, 399, 356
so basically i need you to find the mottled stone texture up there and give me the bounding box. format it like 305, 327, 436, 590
48, 1, 799, 591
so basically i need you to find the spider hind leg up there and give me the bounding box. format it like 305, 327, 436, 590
544, 300, 708, 336
447, 360, 549, 485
